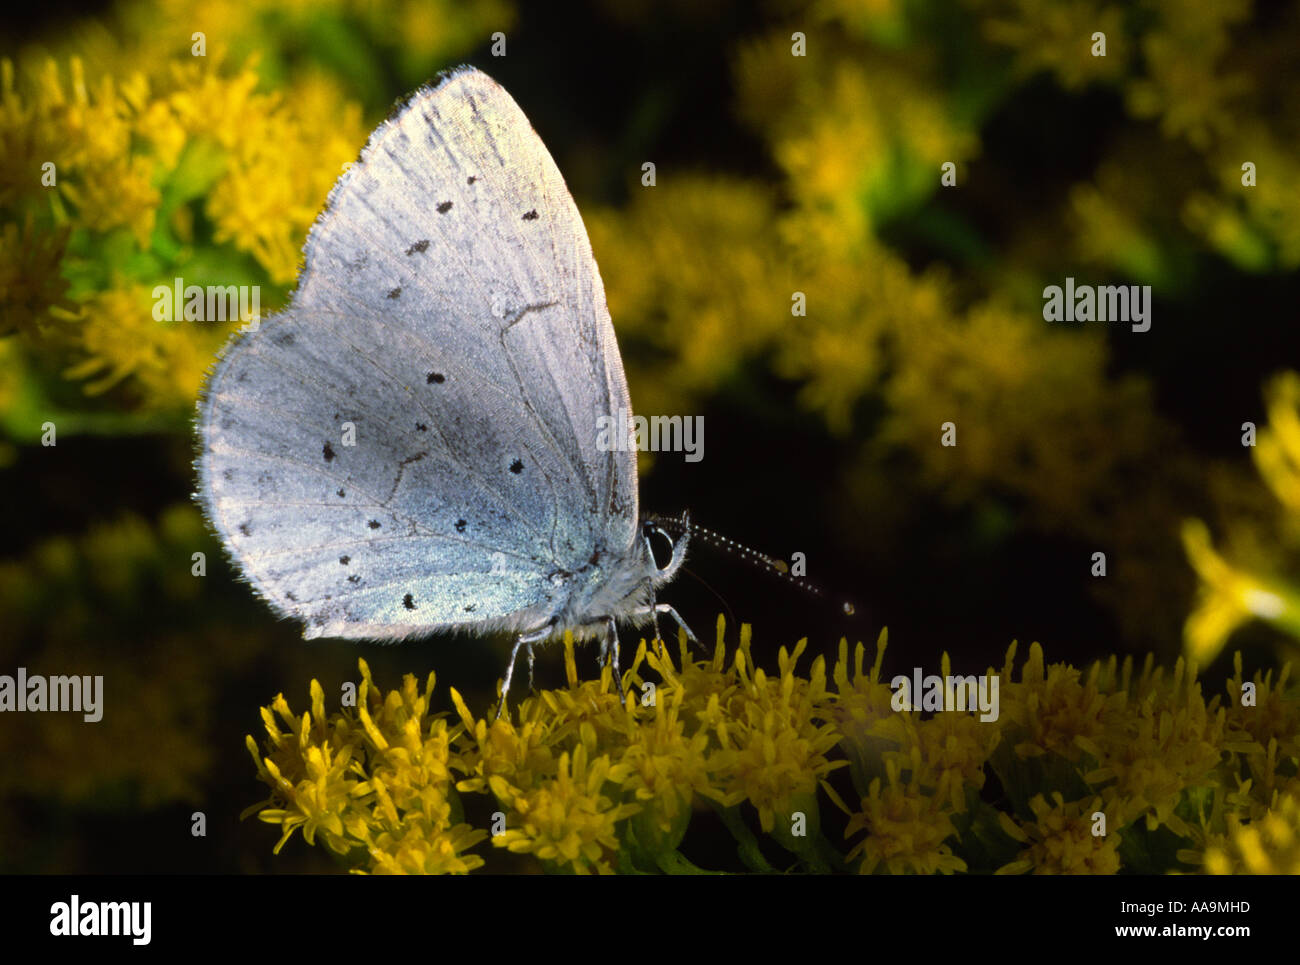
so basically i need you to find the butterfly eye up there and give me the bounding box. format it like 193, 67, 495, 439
643, 522, 675, 570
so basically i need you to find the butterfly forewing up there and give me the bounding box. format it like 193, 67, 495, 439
197, 67, 638, 640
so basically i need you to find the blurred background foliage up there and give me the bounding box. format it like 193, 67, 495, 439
1, 0, 1298, 872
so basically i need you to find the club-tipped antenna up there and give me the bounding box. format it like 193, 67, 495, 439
645, 512, 856, 618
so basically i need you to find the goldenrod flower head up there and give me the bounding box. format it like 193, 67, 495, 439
830, 630, 915, 797
245, 661, 486, 873
1181, 372, 1300, 663
1200, 787, 1300, 875
844, 750, 966, 875
912, 652, 1004, 812
996, 793, 1123, 875
0, 50, 367, 409
240, 623, 1296, 873
620, 684, 713, 841
1181, 519, 1300, 665
999, 641, 1122, 763
490, 739, 639, 875
65, 284, 218, 401
1223, 653, 1299, 803
449, 686, 557, 798
708, 636, 847, 833
1255, 372, 1300, 516
1083, 658, 1227, 837
0, 217, 76, 340
982, 4, 1129, 90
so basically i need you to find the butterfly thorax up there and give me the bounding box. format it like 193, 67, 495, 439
544, 526, 688, 640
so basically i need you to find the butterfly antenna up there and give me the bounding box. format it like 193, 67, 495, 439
647, 513, 857, 618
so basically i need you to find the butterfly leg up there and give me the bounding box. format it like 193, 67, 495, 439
604, 616, 626, 707
641, 527, 664, 644
526, 642, 537, 693
649, 588, 664, 644
496, 623, 553, 721
653, 603, 703, 653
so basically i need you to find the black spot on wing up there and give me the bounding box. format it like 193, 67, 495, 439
323, 442, 336, 462
387, 287, 402, 299
426, 372, 445, 384
436, 201, 453, 213
406, 239, 429, 255
403, 592, 416, 610
522, 209, 539, 221
368, 520, 381, 530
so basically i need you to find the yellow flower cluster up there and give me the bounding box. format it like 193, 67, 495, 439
996, 793, 1122, 875
0, 52, 366, 407
245, 620, 1298, 874
1183, 372, 1300, 664
1, 0, 511, 412
1201, 788, 1300, 874
585, 0, 1300, 648
246, 667, 488, 874
964, 0, 1299, 272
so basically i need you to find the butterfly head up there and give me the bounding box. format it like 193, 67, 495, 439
641, 512, 690, 589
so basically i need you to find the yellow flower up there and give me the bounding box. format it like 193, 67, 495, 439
0, 50, 369, 408
709, 638, 847, 833
996, 793, 1123, 874
620, 683, 713, 841
1125, 3, 1252, 149
1223, 653, 1299, 806
1181, 519, 1300, 664
367, 822, 489, 875
245, 662, 487, 874
912, 652, 1004, 812
998, 641, 1123, 763
829, 631, 915, 796
491, 740, 639, 875
245, 686, 357, 855
1180, 372, 1300, 663
844, 750, 967, 875
1255, 372, 1300, 515
240, 622, 1295, 872
1084, 660, 1227, 837
1200, 787, 1300, 875
981, 2, 1129, 90
450, 688, 562, 799
0, 217, 76, 340
63, 283, 225, 403
586, 178, 787, 420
